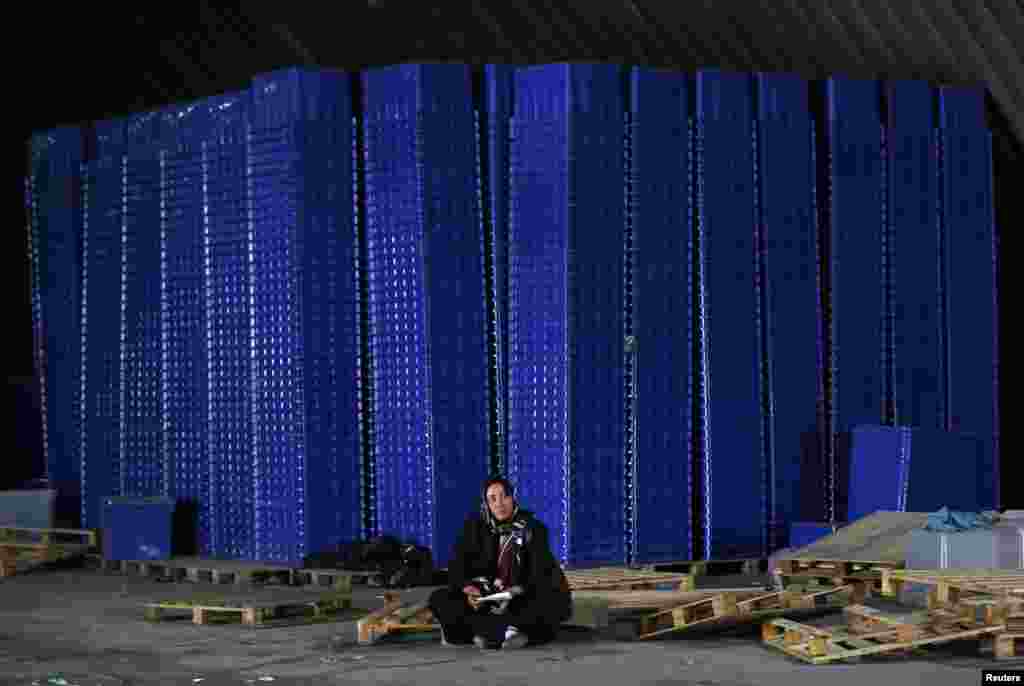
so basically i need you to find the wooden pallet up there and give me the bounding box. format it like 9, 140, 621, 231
564, 567, 696, 592
0, 527, 98, 548
947, 597, 1024, 625
0, 543, 93, 577
105, 558, 300, 587
143, 593, 353, 626
638, 558, 766, 577
775, 558, 903, 579
357, 593, 438, 645
881, 569, 1024, 607
762, 608, 1005, 664
774, 559, 903, 598
635, 585, 853, 639
995, 633, 1024, 659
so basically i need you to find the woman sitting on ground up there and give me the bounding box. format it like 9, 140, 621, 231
429, 476, 572, 650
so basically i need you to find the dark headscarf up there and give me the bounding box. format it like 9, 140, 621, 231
480, 476, 523, 535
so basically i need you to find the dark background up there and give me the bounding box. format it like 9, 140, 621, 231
5, 2, 1020, 505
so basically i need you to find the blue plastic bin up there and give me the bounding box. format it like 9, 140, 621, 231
101, 497, 174, 561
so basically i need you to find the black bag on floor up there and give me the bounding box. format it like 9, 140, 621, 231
389, 544, 434, 588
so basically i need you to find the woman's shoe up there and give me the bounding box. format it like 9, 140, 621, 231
501, 626, 528, 650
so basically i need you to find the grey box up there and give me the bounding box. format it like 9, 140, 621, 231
0, 489, 56, 529
905, 525, 1024, 570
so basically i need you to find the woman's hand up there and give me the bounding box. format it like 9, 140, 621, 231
463, 585, 482, 610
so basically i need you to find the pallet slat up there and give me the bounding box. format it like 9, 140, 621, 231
564, 568, 695, 591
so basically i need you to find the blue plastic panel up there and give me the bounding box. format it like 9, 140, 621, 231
886, 81, 943, 429
842, 425, 909, 521
628, 68, 692, 564
508, 64, 627, 568
842, 424, 986, 520
757, 74, 822, 552
826, 78, 885, 431
905, 427, 985, 513
363, 64, 491, 567
939, 87, 998, 508
696, 70, 765, 560
28, 128, 86, 526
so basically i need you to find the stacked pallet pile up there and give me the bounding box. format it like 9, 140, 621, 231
772, 512, 928, 598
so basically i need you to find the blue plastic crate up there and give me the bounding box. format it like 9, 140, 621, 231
101, 496, 175, 561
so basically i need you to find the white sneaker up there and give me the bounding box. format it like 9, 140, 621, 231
501, 626, 528, 650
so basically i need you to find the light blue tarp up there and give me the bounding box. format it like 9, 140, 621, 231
923, 507, 999, 532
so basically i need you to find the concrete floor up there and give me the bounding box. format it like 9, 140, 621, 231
0, 566, 1020, 685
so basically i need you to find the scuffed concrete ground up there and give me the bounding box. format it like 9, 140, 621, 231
0, 567, 1020, 685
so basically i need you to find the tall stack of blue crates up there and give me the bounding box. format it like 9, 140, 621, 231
940, 87, 999, 508
363, 65, 492, 567
756, 74, 823, 553
695, 70, 768, 560
507, 64, 628, 567
27, 128, 86, 527
626, 68, 694, 565
26, 65, 1000, 567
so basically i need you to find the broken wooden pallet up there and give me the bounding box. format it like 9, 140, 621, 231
143, 593, 353, 626
762, 606, 1005, 664
566, 587, 773, 630
357, 593, 439, 644
564, 567, 696, 592
637, 558, 766, 577
634, 585, 853, 640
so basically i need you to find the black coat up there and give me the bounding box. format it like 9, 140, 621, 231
447, 509, 572, 622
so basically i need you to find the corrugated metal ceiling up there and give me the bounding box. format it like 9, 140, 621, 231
22, 2, 1024, 146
